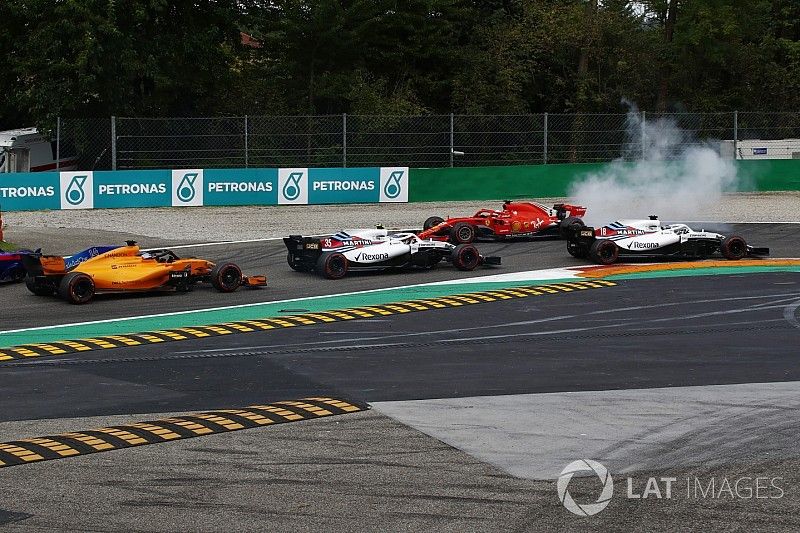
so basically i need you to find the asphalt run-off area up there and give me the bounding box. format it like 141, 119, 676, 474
1, 213, 799, 531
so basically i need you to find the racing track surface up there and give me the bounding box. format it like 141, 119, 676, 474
2, 265, 800, 529
3, 222, 798, 331
3, 272, 800, 421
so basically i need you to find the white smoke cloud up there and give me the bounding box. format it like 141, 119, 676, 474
569, 105, 742, 226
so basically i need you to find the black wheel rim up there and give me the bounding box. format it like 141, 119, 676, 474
458, 226, 473, 242
73, 279, 92, 300
730, 241, 744, 256
329, 257, 346, 275
461, 249, 478, 266
221, 268, 239, 287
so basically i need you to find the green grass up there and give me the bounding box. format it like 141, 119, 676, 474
0, 240, 18, 252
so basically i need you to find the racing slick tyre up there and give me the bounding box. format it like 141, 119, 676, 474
25, 275, 55, 296
211, 263, 243, 292
567, 240, 588, 259
58, 272, 95, 304
423, 216, 445, 231
316, 252, 349, 280
450, 222, 477, 244
721, 235, 747, 260
559, 216, 585, 239
287, 252, 312, 272
452, 244, 481, 271
589, 239, 619, 265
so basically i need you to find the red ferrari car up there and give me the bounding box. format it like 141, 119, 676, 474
418, 201, 587, 244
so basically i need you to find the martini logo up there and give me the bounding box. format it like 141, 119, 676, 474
278, 168, 308, 204
171, 169, 204, 206
60, 171, 94, 209
379, 167, 408, 202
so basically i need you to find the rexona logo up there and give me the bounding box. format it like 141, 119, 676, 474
557, 460, 614, 517
60, 171, 94, 209
380, 167, 409, 202
278, 168, 308, 204
355, 252, 389, 262
171, 169, 204, 207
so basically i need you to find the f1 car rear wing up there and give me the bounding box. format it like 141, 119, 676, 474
568, 225, 596, 242
284, 235, 321, 254
21, 245, 122, 276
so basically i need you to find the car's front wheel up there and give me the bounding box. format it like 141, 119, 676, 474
452, 244, 481, 271
211, 263, 243, 292
423, 216, 444, 231
450, 222, 476, 244
721, 235, 747, 260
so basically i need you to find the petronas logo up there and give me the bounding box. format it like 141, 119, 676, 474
177, 172, 198, 202
65, 175, 88, 205
384, 170, 404, 199
283, 172, 303, 201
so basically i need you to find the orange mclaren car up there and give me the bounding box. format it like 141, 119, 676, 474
22, 241, 266, 304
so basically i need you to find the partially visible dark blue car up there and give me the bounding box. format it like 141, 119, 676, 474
2, 245, 122, 284
0, 250, 29, 283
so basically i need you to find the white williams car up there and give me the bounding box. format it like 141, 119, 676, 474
566, 216, 769, 265
284, 228, 501, 279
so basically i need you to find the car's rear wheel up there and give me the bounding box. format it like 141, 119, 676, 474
590, 239, 619, 265
450, 222, 476, 244
58, 272, 95, 304
423, 216, 444, 231
316, 252, 348, 279
25, 275, 55, 296
721, 235, 747, 260
559, 216, 585, 239
211, 263, 243, 292
452, 244, 481, 271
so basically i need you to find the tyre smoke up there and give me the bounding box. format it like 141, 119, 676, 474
569, 104, 742, 225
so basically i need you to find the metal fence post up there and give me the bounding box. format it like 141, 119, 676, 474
449, 113, 454, 168
733, 110, 738, 160
342, 113, 347, 167
640, 111, 646, 159
55, 117, 61, 171
111, 116, 117, 170
543, 112, 548, 164
244, 115, 249, 168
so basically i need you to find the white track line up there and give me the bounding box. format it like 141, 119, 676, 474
0, 266, 578, 335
